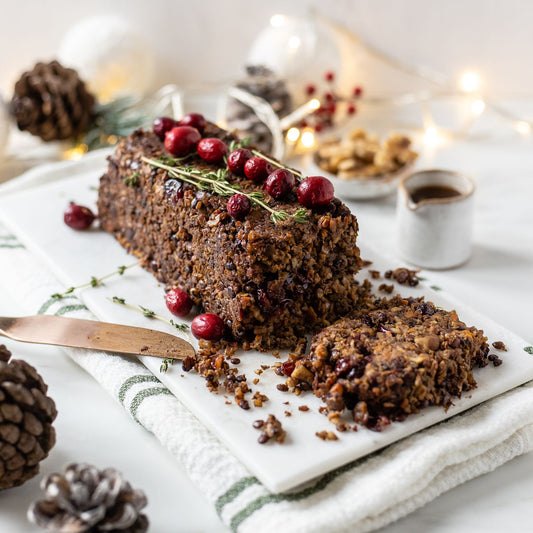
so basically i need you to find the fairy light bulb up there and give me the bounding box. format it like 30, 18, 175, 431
270, 14, 286, 27
301, 130, 315, 148
309, 98, 321, 110
460, 71, 481, 92
63, 143, 88, 160
515, 121, 531, 135
422, 126, 441, 147
288, 36, 301, 50
471, 99, 485, 115
286, 127, 300, 142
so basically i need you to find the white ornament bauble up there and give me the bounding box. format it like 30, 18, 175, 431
58, 16, 155, 101
247, 15, 341, 82
0, 94, 10, 161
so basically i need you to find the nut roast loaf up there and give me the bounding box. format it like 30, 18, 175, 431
97, 123, 363, 350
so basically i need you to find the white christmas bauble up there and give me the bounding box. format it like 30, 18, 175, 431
247, 15, 341, 81
58, 15, 155, 101
0, 95, 10, 161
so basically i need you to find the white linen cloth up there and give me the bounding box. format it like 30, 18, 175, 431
1, 153, 533, 532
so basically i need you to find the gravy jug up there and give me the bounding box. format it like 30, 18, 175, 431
396, 169, 475, 269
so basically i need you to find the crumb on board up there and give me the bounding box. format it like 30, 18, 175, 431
492, 341, 507, 351
253, 414, 286, 444
315, 430, 338, 441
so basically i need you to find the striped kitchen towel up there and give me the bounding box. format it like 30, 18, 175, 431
2, 161, 533, 532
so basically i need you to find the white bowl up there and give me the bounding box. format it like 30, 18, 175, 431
305, 156, 416, 201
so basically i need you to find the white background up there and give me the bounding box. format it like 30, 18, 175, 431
0, 0, 532, 96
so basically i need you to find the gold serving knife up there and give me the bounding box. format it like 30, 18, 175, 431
0, 315, 194, 360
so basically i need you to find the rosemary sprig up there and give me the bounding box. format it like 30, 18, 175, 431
51, 262, 139, 299
142, 157, 308, 224
108, 296, 191, 373
250, 149, 304, 179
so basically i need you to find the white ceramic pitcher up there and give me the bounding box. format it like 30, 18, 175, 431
396, 169, 475, 269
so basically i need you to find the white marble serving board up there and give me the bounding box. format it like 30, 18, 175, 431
1, 157, 532, 493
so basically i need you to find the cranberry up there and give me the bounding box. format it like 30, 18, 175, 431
314, 123, 324, 133
153, 117, 178, 140
227, 193, 251, 220
227, 148, 252, 175
244, 157, 273, 184
347, 104, 357, 115
281, 360, 295, 376
305, 84, 316, 95
334, 357, 355, 376
325, 71, 335, 82
197, 137, 228, 164
179, 113, 206, 133
264, 169, 295, 199
353, 86, 363, 97
64, 202, 95, 230
191, 313, 225, 341
164, 126, 201, 157
164, 179, 184, 203
325, 92, 334, 102
297, 176, 334, 208
165, 288, 193, 317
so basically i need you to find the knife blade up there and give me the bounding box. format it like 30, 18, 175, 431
0, 315, 194, 360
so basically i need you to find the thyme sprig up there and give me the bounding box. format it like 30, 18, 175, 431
142, 157, 308, 224
108, 296, 191, 372
108, 296, 189, 333
228, 136, 252, 152
124, 172, 140, 187
51, 262, 140, 299
250, 149, 304, 179
108, 296, 190, 372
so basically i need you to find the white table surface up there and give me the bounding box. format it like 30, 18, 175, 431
0, 127, 532, 532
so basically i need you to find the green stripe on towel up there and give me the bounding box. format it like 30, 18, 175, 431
118, 375, 161, 404
228, 453, 378, 532
54, 304, 88, 316
38, 294, 79, 315
215, 477, 260, 516
130, 387, 173, 422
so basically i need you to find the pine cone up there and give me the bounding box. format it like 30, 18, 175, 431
227, 65, 292, 152
10, 60, 95, 142
28, 463, 149, 533
0, 345, 57, 490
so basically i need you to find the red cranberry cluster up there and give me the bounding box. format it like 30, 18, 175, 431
153, 113, 334, 221
303, 71, 364, 133
226, 146, 334, 217
154, 113, 227, 164
165, 287, 224, 341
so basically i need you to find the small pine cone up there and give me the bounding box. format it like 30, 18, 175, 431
10, 60, 95, 142
28, 463, 149, 533
227, 65, 293, 153
0, 345, 57, 490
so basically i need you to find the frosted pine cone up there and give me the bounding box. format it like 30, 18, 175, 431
28, 463, 149, 532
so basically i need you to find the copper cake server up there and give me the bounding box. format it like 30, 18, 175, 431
0, 315, 194, 360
